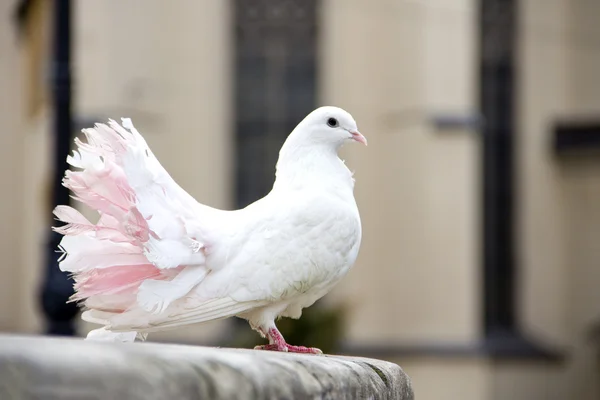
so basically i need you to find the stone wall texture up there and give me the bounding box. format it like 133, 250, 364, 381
0, 334, 413, 399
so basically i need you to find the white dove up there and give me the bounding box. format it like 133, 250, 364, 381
54, 106, 367, 354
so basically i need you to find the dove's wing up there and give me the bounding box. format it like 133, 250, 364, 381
82, 296, 268, 332
56, 119, 226, 313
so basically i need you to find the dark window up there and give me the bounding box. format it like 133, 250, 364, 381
234, 0, 318, 208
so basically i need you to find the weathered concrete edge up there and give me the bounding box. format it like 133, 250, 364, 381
0, 334, 414, 399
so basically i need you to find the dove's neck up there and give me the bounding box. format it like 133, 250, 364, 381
273, 141, 354, 194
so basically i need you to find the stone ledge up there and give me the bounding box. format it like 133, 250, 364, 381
0, 334, 413, 400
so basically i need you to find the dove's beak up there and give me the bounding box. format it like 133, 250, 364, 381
350, 131, 368, 146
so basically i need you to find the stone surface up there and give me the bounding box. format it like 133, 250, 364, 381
0, 334, 413, 400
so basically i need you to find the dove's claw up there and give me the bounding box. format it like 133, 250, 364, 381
254, 343, 323, 354
254, 327, 323, 354
285, 344, 323, 354
254, 344, 281, 351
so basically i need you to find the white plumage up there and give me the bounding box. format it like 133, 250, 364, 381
55, 106, 367, 354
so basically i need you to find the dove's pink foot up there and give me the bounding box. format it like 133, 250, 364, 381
254, 343, 323, 354
254, 327, 323, 354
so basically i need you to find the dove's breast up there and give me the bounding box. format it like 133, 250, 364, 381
199, 189, 361, 304
283, 194, 361, 286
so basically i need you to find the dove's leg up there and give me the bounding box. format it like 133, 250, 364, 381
254, 326, 323, 355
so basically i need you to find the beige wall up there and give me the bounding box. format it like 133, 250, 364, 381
518, 0, 571, 347
0, 0, 25, 331
321, 0, 481, 345
322, 0, 600, 399
502, 0, 600, 399
560, 0, 600, 397
399, 357, 492, 400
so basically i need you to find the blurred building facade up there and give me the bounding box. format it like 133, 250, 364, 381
1, 0, 600, 399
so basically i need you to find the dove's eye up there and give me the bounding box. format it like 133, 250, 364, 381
327, 118, 339, 128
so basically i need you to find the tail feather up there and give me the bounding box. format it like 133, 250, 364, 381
58, 235, 147, 272
53, 206, 131, 242
72, 264, 166, 300
54, 118, 217, 331
85, 327, 146, 343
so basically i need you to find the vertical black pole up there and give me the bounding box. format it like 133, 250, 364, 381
480, 0, 517, 337
40, 0, 78, 336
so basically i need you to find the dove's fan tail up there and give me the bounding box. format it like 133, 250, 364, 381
54, 119, 213, 322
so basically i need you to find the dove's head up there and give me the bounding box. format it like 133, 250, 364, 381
290, 106, 367, 150
276, 106, 366, 185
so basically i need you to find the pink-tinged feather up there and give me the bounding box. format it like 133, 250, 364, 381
53, 205, 92, 225
64, 174, 129, 217
122, 207, 151, 242
73, 264, 163, 299
54, 117, 212, 322
95, 214, 137, 243
52, 205, 133, 242
63, 162, 134, 210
